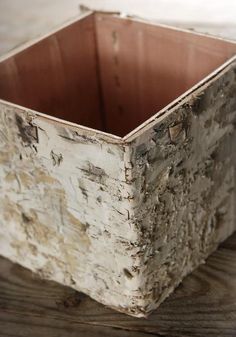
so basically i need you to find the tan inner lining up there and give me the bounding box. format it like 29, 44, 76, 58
0, 13, 236, 137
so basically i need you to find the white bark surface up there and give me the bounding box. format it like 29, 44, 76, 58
0, 101, 141, 314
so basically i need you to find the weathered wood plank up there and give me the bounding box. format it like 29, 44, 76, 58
0, 321, 154, 337
0, 232, 236, 336
0, 262, 155, 337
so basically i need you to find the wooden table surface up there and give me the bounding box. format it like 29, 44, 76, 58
0, 232, 236, 337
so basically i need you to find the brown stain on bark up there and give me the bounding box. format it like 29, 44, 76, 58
34, 170, 60, 185
50, 150, 63, 166
21, 209, 55, 245
15, 114, 38, 145
0, 151, 11, 165
2, 197, 22, 223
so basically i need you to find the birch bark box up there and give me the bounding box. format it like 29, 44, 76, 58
0, 10, 236, 317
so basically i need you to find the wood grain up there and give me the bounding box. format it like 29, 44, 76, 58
0, 231, 236, 336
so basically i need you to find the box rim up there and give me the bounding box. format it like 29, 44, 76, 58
0, 9, 235, 144
123, 55, 236, 142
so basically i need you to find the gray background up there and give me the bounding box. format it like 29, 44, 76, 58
0, 0, 236, 56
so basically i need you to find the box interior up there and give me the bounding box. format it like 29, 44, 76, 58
0, 12, 236, 137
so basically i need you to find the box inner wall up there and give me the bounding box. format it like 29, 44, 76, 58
0, 12, 235, 137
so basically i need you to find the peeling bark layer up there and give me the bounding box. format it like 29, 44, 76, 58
126, 63, 236, 315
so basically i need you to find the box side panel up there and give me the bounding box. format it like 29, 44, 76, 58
95, 13, 236, 136
128, 63, 236, 314
0, 103, 141, 312
0, 14, 104, 130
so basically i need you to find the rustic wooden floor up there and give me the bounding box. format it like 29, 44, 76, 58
1, 232, 236, 337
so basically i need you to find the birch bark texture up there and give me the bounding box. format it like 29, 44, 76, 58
0, 11, 236, 317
